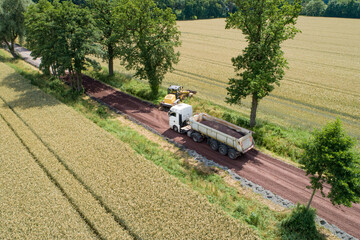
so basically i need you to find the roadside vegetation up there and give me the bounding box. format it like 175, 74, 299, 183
2, 0, 359, 238
87, 67, 310, 163
0, 48, 340, 240
0, 51, 258, 239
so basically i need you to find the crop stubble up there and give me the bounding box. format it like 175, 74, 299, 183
0, 63, 258, 239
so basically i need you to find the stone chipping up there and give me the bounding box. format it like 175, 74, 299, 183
13, 45, 358, 240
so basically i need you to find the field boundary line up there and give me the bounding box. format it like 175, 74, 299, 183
0, 95, 139, 240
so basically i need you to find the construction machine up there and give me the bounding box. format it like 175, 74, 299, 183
160, 85, 197, 108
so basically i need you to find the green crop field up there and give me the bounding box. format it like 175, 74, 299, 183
0, 62, 258, 239
108, 16, 360, 140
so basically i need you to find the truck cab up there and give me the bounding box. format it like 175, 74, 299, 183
168, 103, 193, 133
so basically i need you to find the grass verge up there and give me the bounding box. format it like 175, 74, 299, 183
0, 49, 337, 240
0, 53, 257, 239
87, 68, 312, 163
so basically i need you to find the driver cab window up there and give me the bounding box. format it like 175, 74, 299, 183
169, 112, 176, 117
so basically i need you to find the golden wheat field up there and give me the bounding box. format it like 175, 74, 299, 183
171, 17, 360, 139
0, 110, 98, 239
109, 16, 360, 139
0, 62, 258, 239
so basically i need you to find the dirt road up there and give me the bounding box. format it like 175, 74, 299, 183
12, 45, 359, 238
82, 75, 360, 239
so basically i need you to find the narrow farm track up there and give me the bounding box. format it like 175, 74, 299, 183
82, 75, 360, 239
1, 59, 258, 239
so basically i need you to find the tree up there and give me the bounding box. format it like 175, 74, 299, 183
300, 119, 360, 211
345, 0, 360, 18
87, 0, 118, 76
304, 0, 327, 16
113, 0, 181, 96
0, 0, 32, 57
25, 0, 101, 91
225, 0, 302, 127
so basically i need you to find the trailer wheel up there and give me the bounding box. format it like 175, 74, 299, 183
210, 140, 219, 151
192, 132, 203, 143
173, 126, 178, 133
228, 149, 239, 160
219, 144, 228, 155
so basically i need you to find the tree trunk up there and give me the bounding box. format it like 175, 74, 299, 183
108, 44, 114, 76
3, 39, 16, 58
108, 56, 114, 76
149, 74, 159, 98
10, 39, 16, 58
76, 72, 82, 92
250, 94, 258, 128
307, 188, 317, 211
307, 173, 322, 211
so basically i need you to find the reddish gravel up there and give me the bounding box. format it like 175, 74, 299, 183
83, 75, 360, 238
82, 75, 360, 238
14, 45, 358, 238
200, 119, 245, 138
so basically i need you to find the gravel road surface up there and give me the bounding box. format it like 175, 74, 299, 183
82, 75, 360, 239
13, 45, 360, 239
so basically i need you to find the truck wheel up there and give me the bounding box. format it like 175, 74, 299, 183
228, 149, 239, 160
187, 130, 193, 138
219, 144, 228, 155
173, 126, 178, 133
192, 132, 203, 143
210, 140, 219, 151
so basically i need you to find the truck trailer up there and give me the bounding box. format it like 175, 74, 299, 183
168, 103, 255, 159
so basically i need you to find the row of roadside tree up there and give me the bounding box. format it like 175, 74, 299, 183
1, 1, 359, 238
24, 0, 181, 94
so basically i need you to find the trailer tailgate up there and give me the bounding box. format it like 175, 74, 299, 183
239, 134, 254, 152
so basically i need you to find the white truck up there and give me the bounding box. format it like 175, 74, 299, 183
168, 103, 255, 159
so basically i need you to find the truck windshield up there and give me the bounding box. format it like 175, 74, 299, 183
168, 111, 176, 117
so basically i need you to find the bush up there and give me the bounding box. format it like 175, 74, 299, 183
280, 204, 324, 240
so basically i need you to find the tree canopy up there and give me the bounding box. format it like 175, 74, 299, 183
300, 119, 360, 210
303, 0, 327, 16
113, 0, 181, 96
87, 0, 118, 76
154, 0, 234, 20
0, 0, 32, 57
25, 0, 101, 91
225, 0, 302, 127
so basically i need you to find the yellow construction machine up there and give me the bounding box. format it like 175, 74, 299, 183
161, 85, 197, 108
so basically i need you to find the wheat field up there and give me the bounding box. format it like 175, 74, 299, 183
169, 17, 360, 139
0, 62, 258, 239
108, 16, 360, 139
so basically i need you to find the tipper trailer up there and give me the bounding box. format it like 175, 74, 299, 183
169, 103, 255, 159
